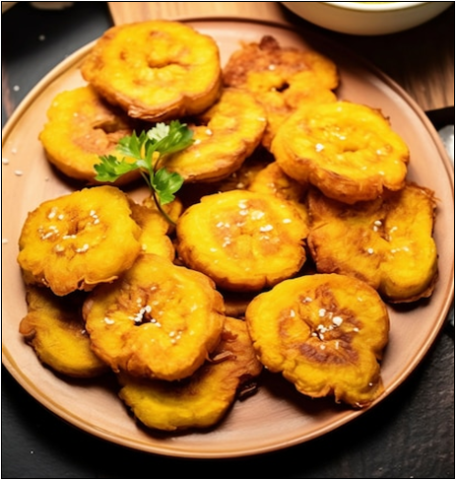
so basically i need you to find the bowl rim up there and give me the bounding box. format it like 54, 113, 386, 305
323, 2, 429, 12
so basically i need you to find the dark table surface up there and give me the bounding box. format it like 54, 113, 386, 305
1, 2, 454, 478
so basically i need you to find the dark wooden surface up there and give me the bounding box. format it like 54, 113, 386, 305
1, 3, 454, 478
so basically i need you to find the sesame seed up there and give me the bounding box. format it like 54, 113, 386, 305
2, 158, 9, 165
48, 208, 57, 219
289, 309, 296, 318
193, 139, 201, 145
14, 170, 23, 176
315, 143, 325, 152
38, 34, 46, 41
104, 317, 115, 325
318, 308, 326, 317
332, 316, 343, 326
268, 64, 276, 70
2, 238, 8, 244
75, 244, 89, 253
282, 218, 292, 224
320, 345, 326, 350
54, 244, 65, 252
353, 327, 360, 332
11, 148, 17, 154
303, 297, 313, 303
251, 210, 265, 220
366, 248, 374, 254
205, 129, 213, 136
374, 220, 382, 226
13, 85, 20, 92
259, 224, 273, 232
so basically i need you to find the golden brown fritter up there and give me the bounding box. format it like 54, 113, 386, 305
129, 200, 175, 261
271, 101, 410, 204
81, 21, 222, 121
307, 183, 438, 303
83, 254, 226, 381
164, 88, 266, 183
224, 35, 339, 148
246, 273, 389, 408
17, 186, 142, 296
176, 190, 308, 291
117, 317, 262, 431
248, 161, 309, 224
19, 286, 107, 378
39, 85, 139, 184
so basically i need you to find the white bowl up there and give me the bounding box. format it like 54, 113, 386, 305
281, 2, 454, 36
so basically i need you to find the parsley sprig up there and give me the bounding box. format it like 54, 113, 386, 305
95, 121, 193, 225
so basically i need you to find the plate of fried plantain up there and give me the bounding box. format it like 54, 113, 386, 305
2, 19, 454, 458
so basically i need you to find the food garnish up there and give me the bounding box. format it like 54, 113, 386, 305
94, 120, 193, 224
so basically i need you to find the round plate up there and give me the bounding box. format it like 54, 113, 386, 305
1, 19, 454, 458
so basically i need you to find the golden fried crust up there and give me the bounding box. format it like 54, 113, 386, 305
271, 101, 410, 204
117, 317, 262, 431
81, 21, 222, 121
223, 35, 338, 91
307, 184, 438, 303
17, 186, 142, 296
223, 35, 339, 148
129, 201, 175, 261
164, 88, 266, 183
19, 286, 107, 378
248, 161, 309, 224
83, 254, 226, 381
39, 86, 139, 184
176, 190, 308, 291
246, 274, 389, 408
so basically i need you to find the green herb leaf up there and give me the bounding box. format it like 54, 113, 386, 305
152, 168, 184, 205
94, 120, 193, 224
94, 155, 140, 182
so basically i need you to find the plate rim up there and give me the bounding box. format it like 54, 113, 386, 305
2, 17, 455, 459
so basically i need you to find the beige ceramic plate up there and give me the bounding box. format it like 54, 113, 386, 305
2, 19, 454, 458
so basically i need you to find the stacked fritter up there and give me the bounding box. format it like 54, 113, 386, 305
17, 21, 438, 431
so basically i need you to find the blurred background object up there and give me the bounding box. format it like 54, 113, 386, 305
281, 2, 454, 35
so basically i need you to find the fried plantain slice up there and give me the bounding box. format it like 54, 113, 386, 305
271, 101, 410, 204
307, 183, 438, 303
81, 21, 222, 121
19, 286, 107, 378
246, 273, 389, 408
39, 85, 140, 184
176, 190, 308, 291
129, 200, 175, 261
223, 35, 339, 148
248, 161, 309, 224
17, 186, 142, 296
117, 317, 262, 431
83, 254, 226, 381
164, 88, 266, 183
